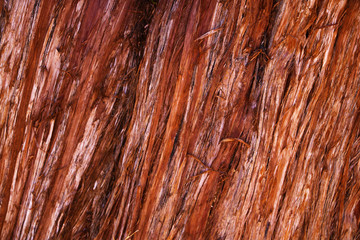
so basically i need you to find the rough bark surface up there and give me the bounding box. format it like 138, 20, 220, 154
0, 0, 360, 239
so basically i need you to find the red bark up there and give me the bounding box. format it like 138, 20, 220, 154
0, 0, 359, 239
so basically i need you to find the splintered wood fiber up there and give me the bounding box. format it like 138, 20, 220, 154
0, 0, 359, 239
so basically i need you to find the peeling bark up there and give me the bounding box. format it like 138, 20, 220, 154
0, 0, 359, 239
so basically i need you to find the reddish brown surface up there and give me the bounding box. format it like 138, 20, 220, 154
0, 0, 359, 239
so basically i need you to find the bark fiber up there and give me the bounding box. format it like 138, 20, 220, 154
0, 0, 359, 239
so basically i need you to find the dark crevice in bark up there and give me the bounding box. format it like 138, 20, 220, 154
0, 1, 10, 43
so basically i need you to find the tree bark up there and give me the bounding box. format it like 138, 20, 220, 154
0, 0, 359, 239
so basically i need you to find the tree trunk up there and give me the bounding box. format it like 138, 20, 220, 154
1, 0, 359, 239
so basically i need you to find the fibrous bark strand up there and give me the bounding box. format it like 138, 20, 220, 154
0, 0, 359, 239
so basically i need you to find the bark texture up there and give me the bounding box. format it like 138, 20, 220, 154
1, 0, 360, 239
